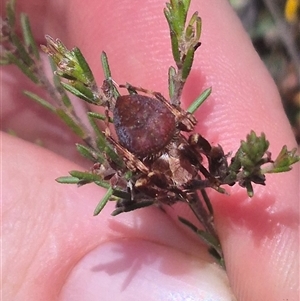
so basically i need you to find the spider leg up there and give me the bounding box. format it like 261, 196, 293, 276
119, 83, 151, 95
119, 83, 197, 132
112, 199, 155, 216
189, 133, 229, 180
105, 134, 149, 174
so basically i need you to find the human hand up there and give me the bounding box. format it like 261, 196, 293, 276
2, 0, 299, 300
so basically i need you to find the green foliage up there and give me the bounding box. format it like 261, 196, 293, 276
41, 36, 101, 105
226, 131, 299, 197
94, 187, 114, 216
20, 14, 40, 60
187, 87, 212, 114
263, 145, 300, 173
164, 0, 202, 105
76, 143, 105, 163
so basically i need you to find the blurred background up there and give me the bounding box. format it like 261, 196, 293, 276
230, 0, 300, 144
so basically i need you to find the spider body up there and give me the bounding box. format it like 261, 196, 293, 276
102, 82, 222, 212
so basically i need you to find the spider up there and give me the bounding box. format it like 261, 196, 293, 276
100, 81, 227, 214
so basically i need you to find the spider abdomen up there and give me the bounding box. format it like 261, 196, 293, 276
113, 94, 176, 158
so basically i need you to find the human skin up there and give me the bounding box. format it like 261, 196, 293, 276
1, 0, 299, 300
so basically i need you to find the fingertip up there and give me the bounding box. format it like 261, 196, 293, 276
59, 240, 235, 301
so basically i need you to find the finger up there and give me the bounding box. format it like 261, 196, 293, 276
2, 1, 299, 300
3, 132, 234, 300
61, 1, 298, 300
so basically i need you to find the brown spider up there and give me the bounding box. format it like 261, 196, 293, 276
100, 82, 227, 214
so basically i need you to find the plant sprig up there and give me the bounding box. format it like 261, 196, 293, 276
2, 0, 299, 269
164, 0, 203, 105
